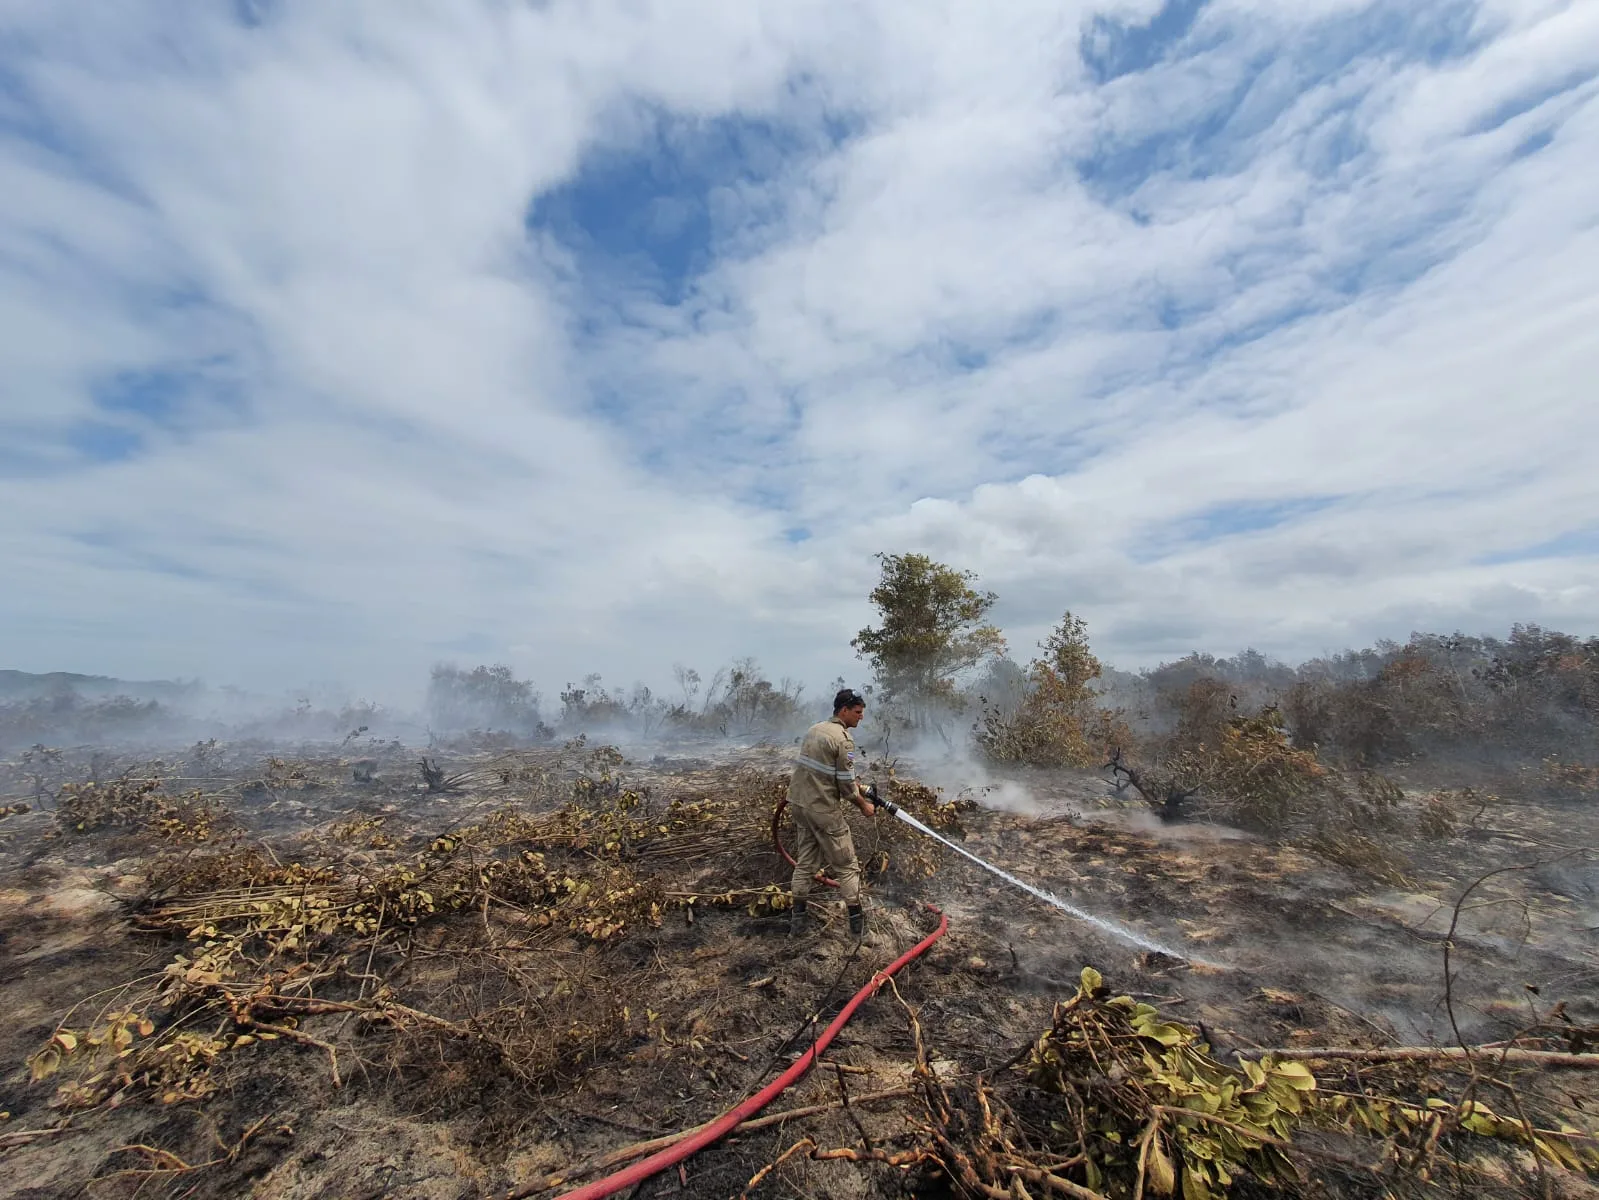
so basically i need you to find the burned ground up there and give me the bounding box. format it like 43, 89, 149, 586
0, 738, 1595, 1200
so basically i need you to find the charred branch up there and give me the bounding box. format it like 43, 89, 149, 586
1103, 747, 1196, 821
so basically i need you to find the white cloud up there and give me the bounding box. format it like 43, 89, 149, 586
0, 0, 1595, 708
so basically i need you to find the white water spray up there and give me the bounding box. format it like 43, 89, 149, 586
890, 808, 1190, 960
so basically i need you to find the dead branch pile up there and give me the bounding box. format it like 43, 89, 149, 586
56, 775, 228, 840
743, 969, 1599, 1200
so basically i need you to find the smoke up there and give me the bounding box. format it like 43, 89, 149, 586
850, 719, 1272, 847
981, 779, 1048, 815
0, 656, 825, 759
0, 676, 425, 757
1098, 807, 1254, 843
871, 736, 1079, 819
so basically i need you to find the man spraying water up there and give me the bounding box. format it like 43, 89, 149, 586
786, 688, 882, 938
784, 690, 1202, 962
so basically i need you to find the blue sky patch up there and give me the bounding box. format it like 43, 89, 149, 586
67, 421, 143, 463
529, 105, 851, 306
1510, 128, 1556, 161
1183, 497, 1340, 539
1296, 98, 1371, 178
1077, 66, 1267, 197
1081, 0, 1211, 85
1312, 1, 1481, 71
79, 354, 253, 443
232, 0, 276, 29
69, 529, 215, 582
909, 309, 1058, 378
93, 368, 186, 421
0, 58, 70, 160
946, 341, 989, 372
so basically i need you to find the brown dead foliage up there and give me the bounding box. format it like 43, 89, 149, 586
20, 752, 973, 1130
1108, 703, 1330, 829
56, 775, 228, 841
1104, 697, 1456, 882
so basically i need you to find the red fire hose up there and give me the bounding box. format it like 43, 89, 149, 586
553, 904, 946, 1199
548, 804, 946, 1200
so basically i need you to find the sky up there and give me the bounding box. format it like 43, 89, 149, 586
1, 0, 1596, 707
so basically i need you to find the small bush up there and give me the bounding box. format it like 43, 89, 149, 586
977, 612, 1132, 769
1164, 704, 1330, 831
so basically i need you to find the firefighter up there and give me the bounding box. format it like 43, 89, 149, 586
787, 688, 880, 938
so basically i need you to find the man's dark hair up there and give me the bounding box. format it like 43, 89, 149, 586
833, 688, 865, 713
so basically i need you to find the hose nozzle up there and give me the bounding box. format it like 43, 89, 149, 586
866, 782, 898, 816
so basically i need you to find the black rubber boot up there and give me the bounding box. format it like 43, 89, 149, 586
847, 904, 866, 939
788, 898, 809, 938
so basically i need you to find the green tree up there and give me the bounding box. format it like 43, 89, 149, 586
852, 553, 1005, 731
1040, 611, 1101, 695
976, 611, 1121, 767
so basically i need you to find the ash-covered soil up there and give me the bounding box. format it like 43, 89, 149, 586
0, 738, 1595, 1199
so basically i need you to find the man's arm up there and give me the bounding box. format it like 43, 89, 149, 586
834, 737, 876, 817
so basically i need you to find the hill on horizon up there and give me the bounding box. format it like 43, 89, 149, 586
0, 669, 198, 704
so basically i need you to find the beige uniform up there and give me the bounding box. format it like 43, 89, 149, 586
787, 716, 863, 905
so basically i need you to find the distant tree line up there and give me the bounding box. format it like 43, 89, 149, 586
848, 550, 1599, 797
5, 553, 1595, 778
423, 657, 807, 742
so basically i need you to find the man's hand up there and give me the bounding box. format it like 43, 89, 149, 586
854, 782, 896, 818
852, 783, 877, 818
